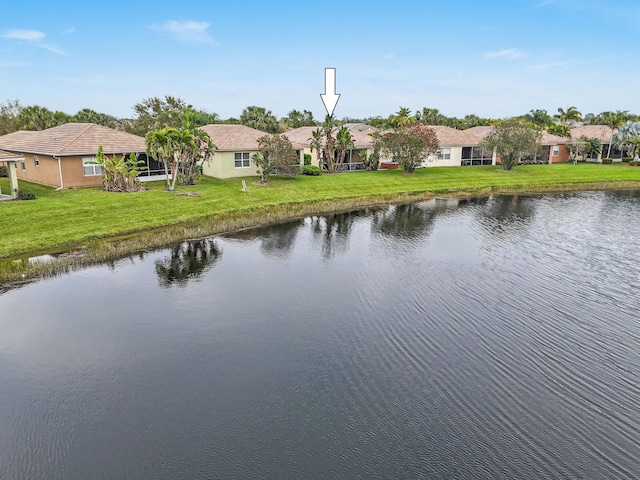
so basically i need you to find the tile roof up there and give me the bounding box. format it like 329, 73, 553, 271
462, 126, 493, 144
571, 125, 616, 143
283, 125, 376, 149
426, 125, 479, 146
464, 126, 569, 145
200, 124, 305, 151
0, 149, 23, 161
0, 123, 146, 156
281, 126, 319, 147
540, 132, 570, 144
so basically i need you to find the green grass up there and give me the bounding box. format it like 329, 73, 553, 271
1, 163, 639, 258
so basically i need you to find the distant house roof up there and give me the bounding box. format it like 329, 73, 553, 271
426, 125, 478, 146
281, 126, 318, 147
283, 124, 376, 149
200, 124, 305, 151
0, 123, 146, 156
571, 125, 615, 143
540, 132, 570, 144
0, 149, 23, 161
464, 125, 569, 145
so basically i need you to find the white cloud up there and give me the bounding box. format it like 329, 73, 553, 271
150, 20, 214, 44
1, 28, 66, 55
527, 60, 573, 69
384, 53, 394, 61
2, 29, 45, 41
0, 60, 29, 67
41, 44, 67, 55
483, 48, 524, 59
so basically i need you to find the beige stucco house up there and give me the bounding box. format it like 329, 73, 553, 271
199, 124, 305, 179
283, 123, 376, 171
0, 123, 156, 188
464, 126, 570, 164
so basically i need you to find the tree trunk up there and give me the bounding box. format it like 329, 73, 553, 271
163, 158, 170, 190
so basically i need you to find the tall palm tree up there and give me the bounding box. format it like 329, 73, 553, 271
333, 126, 355, 173
390, 106, 414, 128
555, 106, 583, 126
145, 128, 175, 190
600, 111, 626, 157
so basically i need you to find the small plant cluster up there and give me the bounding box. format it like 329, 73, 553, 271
17, 189, 36, 200
94, 146, 146, 192
302, 165, 321, 176
0, 165, 7, 177
601, 158, 613, 164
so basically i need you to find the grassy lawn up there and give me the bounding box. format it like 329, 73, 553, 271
1, 163, 639, 257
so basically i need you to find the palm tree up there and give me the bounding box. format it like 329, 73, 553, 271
622, 137, 640, 160
612, 121, 640, 159
389, 106, 414, 128
555, 106, 583, 126
600, 111, 626, 157
333, 126, 355, 173
145, 128, 175, 190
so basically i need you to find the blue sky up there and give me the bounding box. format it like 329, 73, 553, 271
1, 0, 639, 121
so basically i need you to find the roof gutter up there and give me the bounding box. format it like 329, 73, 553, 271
54, 155, 64, 190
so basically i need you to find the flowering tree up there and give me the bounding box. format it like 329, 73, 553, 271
377, 123, 440, 173
252, 134, 299, 183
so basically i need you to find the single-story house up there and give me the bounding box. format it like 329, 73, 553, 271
0, 123, 162, 188
464, 126, 569, 164
283, 123, 376, 171
571, 125, 620, 161
424, 126, 495, 167
200, 124, 305, 179
0, 149, 24, 198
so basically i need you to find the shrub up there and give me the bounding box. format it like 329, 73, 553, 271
629, 160, 639, 167
623, 157, 632, 163
17, 189, 36, 200
0, 165, 7, 177
303, 153, 312, 166
302, 165, 321, 176
601, 158, 613, 164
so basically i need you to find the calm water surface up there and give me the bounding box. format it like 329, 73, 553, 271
1, 191, 639, 479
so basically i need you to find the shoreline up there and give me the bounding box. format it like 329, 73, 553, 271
2, 180, 639, 288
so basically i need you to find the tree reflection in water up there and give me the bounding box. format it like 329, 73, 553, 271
155, 239, 222, 288
311, 211, 366, 259
466, 195, 536, 241
371, 202, 445, 240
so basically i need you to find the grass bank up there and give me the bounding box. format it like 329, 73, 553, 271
1, 163, 639, 267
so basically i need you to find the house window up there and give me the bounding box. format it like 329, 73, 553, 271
461, 147, 493, 166
20, 159, 26, 170
438, 148, 451, 160
234, 152, 251, 168
34, 155, 40, 166
552, 145, 559, 156
82, 156, 102, 176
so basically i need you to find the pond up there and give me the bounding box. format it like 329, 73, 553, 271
1, 191, 639, 479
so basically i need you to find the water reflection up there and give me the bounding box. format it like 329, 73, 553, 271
310, 211, 367, 259
371, 202, 446, 239
226, 219, 304, 259
467, 195, 536, 241
155, 239, 221, 288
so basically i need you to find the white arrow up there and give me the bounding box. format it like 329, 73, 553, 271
320, 68, 340, 117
